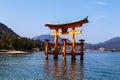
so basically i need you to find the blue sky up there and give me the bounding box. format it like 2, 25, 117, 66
0, 0, 120, 44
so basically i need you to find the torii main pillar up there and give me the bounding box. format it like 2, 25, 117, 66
53, 29, 59, 59
71, 28, 76, 60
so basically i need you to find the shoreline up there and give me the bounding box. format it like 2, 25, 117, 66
0, 50, 31, 54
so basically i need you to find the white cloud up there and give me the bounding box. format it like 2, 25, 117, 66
95, 1, 107, 6
95, 15, 106, 20
90, 14, 108, 24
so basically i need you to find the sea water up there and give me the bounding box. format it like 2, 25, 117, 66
0, 52, 120, 80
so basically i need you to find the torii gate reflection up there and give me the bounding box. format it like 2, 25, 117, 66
45, 17, 88, 60
44, 59, 84, 80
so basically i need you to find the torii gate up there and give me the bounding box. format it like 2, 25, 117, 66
45, 17, 88, 60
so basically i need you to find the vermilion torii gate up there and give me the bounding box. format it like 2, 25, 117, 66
45, 17, 88, 60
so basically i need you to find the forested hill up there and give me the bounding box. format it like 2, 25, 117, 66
0, 23, 19, 38
0, 22, 44, 51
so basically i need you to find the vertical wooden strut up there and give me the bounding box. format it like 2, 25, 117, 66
71, 28, 76, 60
45, 39, 49, 59
80, 39, 85, 60
62, 38, 67, 60
54, 29, 59, 59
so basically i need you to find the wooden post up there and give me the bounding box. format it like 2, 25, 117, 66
45, 39, 49, 59
80, 39, 85, 60
71, 28, 76, 60
62, 38, 67, 60
54, 29, 59, 59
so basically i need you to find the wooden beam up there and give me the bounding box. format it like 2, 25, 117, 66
45, 16, 88, 29
50, 30, 82, 36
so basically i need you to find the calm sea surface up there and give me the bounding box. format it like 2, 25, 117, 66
0, 52, 120, 80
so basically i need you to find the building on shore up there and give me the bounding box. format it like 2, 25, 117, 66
98, 47, 105, 52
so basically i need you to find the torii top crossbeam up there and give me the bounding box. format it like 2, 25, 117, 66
45, 16, 88, 29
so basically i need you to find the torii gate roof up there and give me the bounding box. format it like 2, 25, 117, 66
45, 16, 88, 29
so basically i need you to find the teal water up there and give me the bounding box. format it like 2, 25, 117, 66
0, 52, 120, 80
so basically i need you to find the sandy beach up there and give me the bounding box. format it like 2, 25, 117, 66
0, 50, 31, 54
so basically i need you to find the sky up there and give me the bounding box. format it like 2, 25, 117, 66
0, 0, 120, 44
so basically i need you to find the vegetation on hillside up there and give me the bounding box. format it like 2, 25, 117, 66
0, 36, 44, 51
0, 22, 44, 51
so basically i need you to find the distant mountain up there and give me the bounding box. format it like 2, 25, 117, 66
33, 34, 70, 43
0, 22, 19, 38
85, 37, 120, 50
33, 34, 120, 51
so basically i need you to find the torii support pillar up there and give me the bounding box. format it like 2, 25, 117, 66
54, 29, 58, 59
62, 38, 67, 60
71, 28, 76, 60
80, 39, 85, 60
45, 39, 50, 59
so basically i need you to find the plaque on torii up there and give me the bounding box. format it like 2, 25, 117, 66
45, 16, 88, 60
